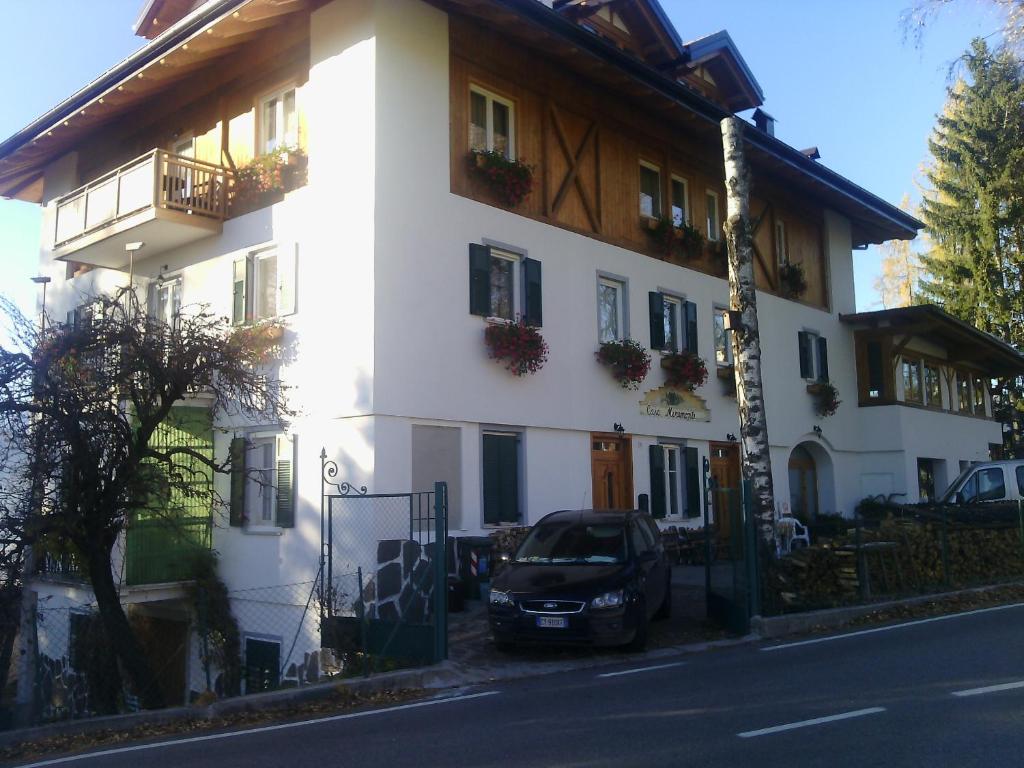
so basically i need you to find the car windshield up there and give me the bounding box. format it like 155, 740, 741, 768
939, 466, 976, 503
514, 522, 627, 564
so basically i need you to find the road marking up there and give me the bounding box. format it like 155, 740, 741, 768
952, 680, 1024, 698
761, 602, 1024, 652
738, 707, 886, 738
15, 691, 500, 768
597, 661, 687, 678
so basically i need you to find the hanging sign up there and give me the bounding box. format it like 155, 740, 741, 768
639, 386, 710, 422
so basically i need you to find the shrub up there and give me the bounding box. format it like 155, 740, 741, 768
813, 381, 841, 418
779, 262, 808, 298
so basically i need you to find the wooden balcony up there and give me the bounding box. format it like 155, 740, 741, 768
52, 150, 230, 268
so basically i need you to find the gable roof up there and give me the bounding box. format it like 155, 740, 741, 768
683, 30, 764, 111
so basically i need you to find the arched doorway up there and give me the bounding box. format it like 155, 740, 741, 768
788, 445, 818, 520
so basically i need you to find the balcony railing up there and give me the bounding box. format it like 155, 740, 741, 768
124, 515, 212, 586
53, 150, 230, 259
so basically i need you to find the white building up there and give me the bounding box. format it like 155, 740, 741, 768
2, 0, 1020, 705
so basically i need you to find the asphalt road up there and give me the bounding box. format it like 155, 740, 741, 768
16, 602, 1024, 768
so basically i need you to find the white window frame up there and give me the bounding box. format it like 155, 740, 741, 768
258, 84, 298, 155
639, 160, 662, 219
803, 330, 822, 382
713, 306, 734, 367
469, 85, 515, 159
670, 175, 690, 227
656, 443, 685, 519
662, 294, 682, 353
706, 190, 720, 241
597, 274, 627, 343
245, 434, 278, 526
150, 275, 183, 329
775, 219, 788, 265
252, 248, 280, 322
486, 246, 522, 323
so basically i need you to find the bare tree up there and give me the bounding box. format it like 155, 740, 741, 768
721, 117, 777, 543
0, 292, 291, 710
902, 0, 1024, 52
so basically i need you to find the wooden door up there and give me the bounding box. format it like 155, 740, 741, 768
788, 446, 818, 519
591, 434, 633, 510
709, 442, 741, 540
130, 614, 188, 706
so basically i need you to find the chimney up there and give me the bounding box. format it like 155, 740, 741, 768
752, 108, 776, 137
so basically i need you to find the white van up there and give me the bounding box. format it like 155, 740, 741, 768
939, 460, 1024, 505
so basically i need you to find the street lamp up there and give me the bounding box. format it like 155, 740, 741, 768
30, 275, 51, 333
124, 242, 145, 312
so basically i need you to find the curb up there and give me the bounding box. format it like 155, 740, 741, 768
751, 581, 1024, 639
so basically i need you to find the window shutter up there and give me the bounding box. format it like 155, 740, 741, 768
523, 257, 543, 327
798, 331, 812, 379
483, 434, 519, 525
500, 435, 519, 524
146, 282, 158, 319
816, 337, 829, 383
232, 259, 248, 325
276, 434, 295, 528
684, 447, 701, 518
648, 445, 666, 519
648, 292, 665, 350
684, 301, 698, 353
469, 243, 492, 317
277, 243, 298, 316
229, 437, 246, 526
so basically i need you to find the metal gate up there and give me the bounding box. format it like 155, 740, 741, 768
704, 479, 759, 635
318, 449, 448, 668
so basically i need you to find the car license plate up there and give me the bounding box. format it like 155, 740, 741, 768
536, 616, 567, 629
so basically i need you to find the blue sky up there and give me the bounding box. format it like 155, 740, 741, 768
0, 0, 1003, 320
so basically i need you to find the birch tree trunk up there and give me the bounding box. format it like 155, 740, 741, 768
721, 116, 777, 543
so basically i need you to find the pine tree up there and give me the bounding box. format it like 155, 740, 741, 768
919, 38, 1024, 455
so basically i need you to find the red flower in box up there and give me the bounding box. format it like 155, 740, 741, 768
469, 150, 534, 208
660, 350, 708, 391
596, 339, 651, 390
484, 317, 548, 376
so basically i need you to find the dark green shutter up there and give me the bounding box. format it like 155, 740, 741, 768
798, 331, 812, 379
684, 447, 701, 518
867, 340, 884, 397
648, 292, 665, 350
229, 437, 246, 526
483, 434, 519, 524
816, 337, 829, 382
684, 301, 698, 353
523, 257, 543, 327
469, 244, 491, 317
276, 435, 294, 528
649, 445, 666, 519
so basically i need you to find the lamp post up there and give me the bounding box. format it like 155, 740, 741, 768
29, 276, 51, 333
124, 241, 145, 314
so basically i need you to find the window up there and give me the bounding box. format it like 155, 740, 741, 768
482, 432, 520, 525
973, 374, 986, 414
148, 277, 182, 328
957, 373, 972, 412
866, 340, 884, 399
639, 162, 661, 218
598, 277, 626, 343
714, 308, 733, 366
630, 520, 655, 556
705, 190, 720, 241
977, 467, 1005, 501
902, 358, 922, 403
245, 637, 281, 693
649, 444, 700, 519
259, 86, 298, 154
1016, 465, 1024, 495
775, 220, 788, 265
232, 246, 298, 325
924, 363, 942, 407
467, 244, 542, 325
670, 175, 690, 227
648, 292, 696, 353
798, 331, 829, 382
229, 434, 295, 528
469, 86, 514, 158
917, 458, 936, 502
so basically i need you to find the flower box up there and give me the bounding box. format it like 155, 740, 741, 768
469, 150, 534, 208
484, 318, 548, 376
807, 381, 841, 417
660, 350, 708, 391
596, 339, 651, 390
779, 262, 808, 299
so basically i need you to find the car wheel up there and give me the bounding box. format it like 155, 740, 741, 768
625, 602, 649, 652
653, 577, 672, 621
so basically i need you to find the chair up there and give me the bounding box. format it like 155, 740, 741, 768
773, 505, 811, 555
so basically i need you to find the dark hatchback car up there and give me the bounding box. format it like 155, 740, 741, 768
488, 509, 671, 650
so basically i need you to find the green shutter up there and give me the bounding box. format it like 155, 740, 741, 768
276, 434, 295, 528
816, 336, 829, 382
648, 292, 665, 350
684, 447, 701, 518
523, 257, 543, 327
469, 244, 492, 317
649, 445, 666, 519
483, 433, 519, 524
232, 259, 248, 325
229, 437, 246, 526
798, 331, 812, 379
684, 301, 698, 354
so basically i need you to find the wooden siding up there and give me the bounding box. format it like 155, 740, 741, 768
449, 17, 829, 310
